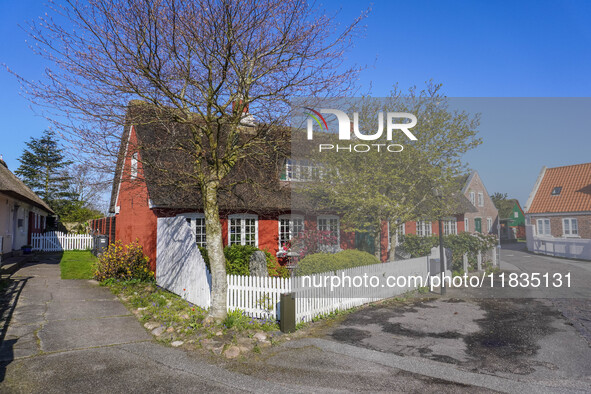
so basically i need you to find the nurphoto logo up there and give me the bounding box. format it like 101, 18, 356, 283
303, 107, 418, 153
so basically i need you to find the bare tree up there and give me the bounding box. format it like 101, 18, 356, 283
9, 0, 366, 319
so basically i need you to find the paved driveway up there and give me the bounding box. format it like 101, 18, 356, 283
0, 256, 297, 393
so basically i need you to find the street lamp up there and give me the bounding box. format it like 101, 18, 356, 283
434, 188, 446, 295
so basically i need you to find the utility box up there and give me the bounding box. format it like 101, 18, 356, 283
93, 235, 109, 256
280, 292, 296, 333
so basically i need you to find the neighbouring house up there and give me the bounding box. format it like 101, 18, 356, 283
395, 171, 497, 247
109, 102, 355, 273
525, 162, 591, 260
499, 199, 525, 242
0, 157, 53, 259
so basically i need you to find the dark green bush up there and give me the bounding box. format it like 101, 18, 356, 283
295, 249, 380, 276
198, 245, 288, 278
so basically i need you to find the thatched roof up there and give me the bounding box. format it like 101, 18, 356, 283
110, 102, 292, 214
0, 159, 53, 213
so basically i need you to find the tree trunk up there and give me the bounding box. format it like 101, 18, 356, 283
388, 232, 397, 262
203, 181, 227, 321
373, 226, 381, 262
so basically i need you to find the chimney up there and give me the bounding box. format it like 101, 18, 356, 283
232, 99, 249, 115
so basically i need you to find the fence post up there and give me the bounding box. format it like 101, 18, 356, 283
463, 253, 468, 274
492, 247, 497, 266
477, 251, 482, 271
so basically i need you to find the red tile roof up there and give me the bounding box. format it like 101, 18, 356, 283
528, 162, 591, 214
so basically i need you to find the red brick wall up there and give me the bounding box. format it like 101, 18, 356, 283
114, 126, 159, 271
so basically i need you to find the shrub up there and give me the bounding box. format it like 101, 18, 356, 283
398, 234, 438, 257
94, 240, 153, 282
295, 249, 380, 276
199, 245, 289, 278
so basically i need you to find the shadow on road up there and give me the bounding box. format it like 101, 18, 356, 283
0, 276, 29, 382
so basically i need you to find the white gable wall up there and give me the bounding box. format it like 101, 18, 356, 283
156, 216, 211, 308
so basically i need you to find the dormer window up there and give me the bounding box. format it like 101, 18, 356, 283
551, 186, 562, 196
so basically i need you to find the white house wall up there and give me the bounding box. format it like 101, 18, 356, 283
0, 192, 49, 253
156, 216, 211, 309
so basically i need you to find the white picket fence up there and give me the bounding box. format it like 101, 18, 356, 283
32, 231, 94, 252
227, 256, 429, 322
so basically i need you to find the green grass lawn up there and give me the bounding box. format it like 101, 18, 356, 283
59, 250, 97, 279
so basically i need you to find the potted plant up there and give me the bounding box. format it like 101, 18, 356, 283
21, 245, 33, 254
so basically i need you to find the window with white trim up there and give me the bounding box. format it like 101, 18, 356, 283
281, 159, 323, 181
514, 211, 519, 218
317, 215, 339, 245
478, 192, 484, 207
416, 221, 432, 237
229, 214, 258, 246
563, 218, 578, 236
536, 218, 551, 236
180, 214, 207, 247
469, 192, 475, 205
130, 152, 139, 179
279, 215, 304, 248
487, 217, 492, 232
443, 218, 457, 235
396, 222, 405, 245
464, 218, 469, 232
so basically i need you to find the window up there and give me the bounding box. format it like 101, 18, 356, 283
464, 218, 469, 232
181, 214, 207, 247
194, 217, 207, 247
487, 217, 492, 232
416, 221, 432, 237
229, 214, 258, 246
131, 152, 139, 179
396, 222, 405, 245
551, 187, 562, 196
278, 215, 304, 248
281, 159, 322, 181
478, 192, 484, 207
563, 218, 578, 236
443, 218, 457, 235
514, 211, 519, 218
536, 218, 551, 236
469, 192, 475, 205
317, 215, 339, 245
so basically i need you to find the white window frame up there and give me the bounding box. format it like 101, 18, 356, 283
443, 218, 457, 235
396, 222, 405, 245
416, 220, 432, 237
228, 214, 258, 246
130, 152, 139, 179
278, 214, 305, 248
317, 215, 340, 246
536, 218, 551, 236
464, 218, 469, 232
478, 192, 484, 207
178, 213, 207, 247
487, 217, 492, 232
469, 191, 475, 205
514, 211, 519, 218
562, 218, 579, 237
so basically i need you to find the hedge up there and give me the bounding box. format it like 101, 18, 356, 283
198, 245, 288, 278
295, 249, 380, 276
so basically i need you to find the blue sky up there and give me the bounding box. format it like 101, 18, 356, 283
1, 0, 590, 207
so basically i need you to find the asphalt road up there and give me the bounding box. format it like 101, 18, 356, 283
321, 244, 591, 392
